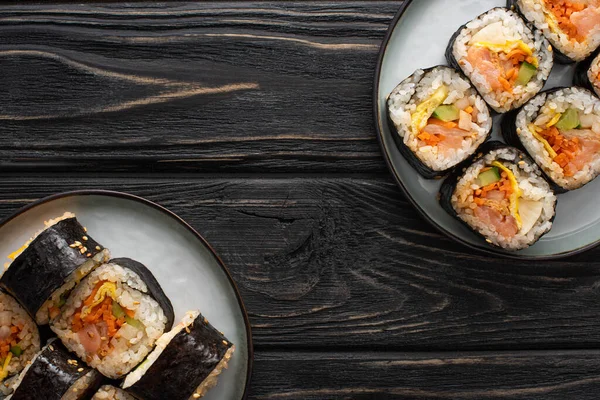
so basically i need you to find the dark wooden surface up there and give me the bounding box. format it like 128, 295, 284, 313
2, 2, 600, 399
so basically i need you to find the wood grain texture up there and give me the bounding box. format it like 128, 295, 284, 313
0, 2, 398, 172
1, 174, 600, 351
250, 350, 600, 399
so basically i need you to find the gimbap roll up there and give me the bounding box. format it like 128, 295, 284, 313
574, 50, 600, 97
122, 311, 234, 400
0, 292, 40, 396
447, 8, 553, 113
440, 142, 556, 250
387, 66, 493, 178
7, 340, 102, 400
502, 87, 600, 191
1, 213, 110, 325
509, 0, 600, 63
92, 385, 135, 400
51, 258, 174, 379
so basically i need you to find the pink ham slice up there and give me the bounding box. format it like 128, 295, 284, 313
421, 124, 471, 154
465, 46, 503, 91
571, 6, 600, 37
78, 323, 101, 354
474, 205, 519, 239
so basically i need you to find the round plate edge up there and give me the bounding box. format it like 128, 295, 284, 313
372, 0, 600, 260
0, 189, 254, 399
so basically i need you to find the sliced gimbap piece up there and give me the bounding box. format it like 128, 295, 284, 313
7, 339, 102, 400
574, 50, 600, 97
387, 66, 493, 178
51, 258, 174, 379
0, 292, 40, 396
502, 87, 600, 191
440, 142, 556, 250
122, 311, 234, 400
92, 385, 135, 400
1, 213, 110, 325
509, 0, 600, 63
447, 8, 553, 113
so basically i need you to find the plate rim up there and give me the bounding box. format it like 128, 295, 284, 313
0, 189, 254, 399
372, 0, 600, 260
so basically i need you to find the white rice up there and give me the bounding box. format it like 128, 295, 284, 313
588, 52, 600, 97
92, 385, 135, 400
515, 87, 600, 190
516, 0, 600, 61
51, 263, 169, 379
0, 293, 40, 384
452, 8, 553, 112
387, 66, 492, 171
451, 147, 556, 249
123, 311, 235, 400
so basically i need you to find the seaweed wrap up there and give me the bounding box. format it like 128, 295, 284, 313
0, 292, 40, 397
7, 339, 102, 400
447, 8, 553, 113
574, 50, 600, 97
509, 0, 600, 63
502, 87, 600, 191
122, 311, 234, 400
1, 213, 110, 325
92, 385, 135, 400
440, 142, 556, 250
51, 258, 174, 379
386, 66, 493, 178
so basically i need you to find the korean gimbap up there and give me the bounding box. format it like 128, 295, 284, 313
92, 385, 135, 400
387, 66, 493, 178
122, 311, 234, 400
574, 50, 600, 97
440, 142, 556, 250
447, 8, 553, 113
7, 340, 102, 400
1, 213, 110, 325
509, 0, 600, 63
502, 87, 600, 191
0, 292, 40, 396
51, 258, 174, 379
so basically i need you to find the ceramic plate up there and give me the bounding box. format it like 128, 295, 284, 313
374, 0, 600, 259
0, 191, 252, 399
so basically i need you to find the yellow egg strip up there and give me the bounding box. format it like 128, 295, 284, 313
491, 161, 522, 229
410, 85, 449, 135
527, 123, 558, 158
0, 353, 13, 382
80, 282, 117, 318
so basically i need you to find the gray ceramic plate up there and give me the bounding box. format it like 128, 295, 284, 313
374, 0, 600, 259
0, 191, 252, 399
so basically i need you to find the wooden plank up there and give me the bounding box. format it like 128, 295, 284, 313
1, 174, 599, 350
249, 350, 600, 399
0, 2, 399, 172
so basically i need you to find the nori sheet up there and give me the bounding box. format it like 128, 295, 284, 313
0, 218, 105, 319
573, 50, 600, 96
10, 340, 102, 400
126, 313, 233, 400
438, 141, 556, 248
109, 258, 175, 330
386, 66, 492, 179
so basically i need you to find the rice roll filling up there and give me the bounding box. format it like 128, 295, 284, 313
512, 0, 600, 61
92, 385, 135, 400
448, 8, 553, 112
507, 87, 600, 190
441, 144, 556, 250
0, 293, 39, 390
51, 260, 173, 379
387, 66, 492, 177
